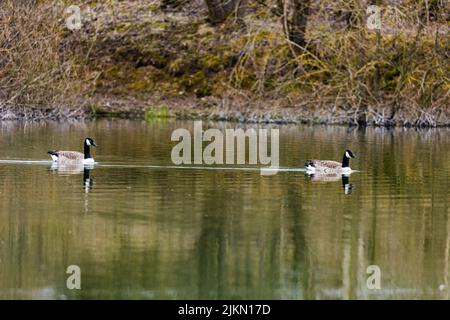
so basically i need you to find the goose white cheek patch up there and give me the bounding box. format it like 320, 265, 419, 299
345, 151, 350, 158
86, 139, 91, 146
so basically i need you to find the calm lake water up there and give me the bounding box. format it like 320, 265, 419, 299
1, 119, 450, 299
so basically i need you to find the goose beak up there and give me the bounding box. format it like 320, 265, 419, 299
93, 142, 97, 147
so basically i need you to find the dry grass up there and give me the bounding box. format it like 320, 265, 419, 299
0, 0, 448, 125
0, 0, 92, 111
225, 0, 449, 126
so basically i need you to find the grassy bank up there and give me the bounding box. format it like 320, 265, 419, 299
0, 0, 449, 125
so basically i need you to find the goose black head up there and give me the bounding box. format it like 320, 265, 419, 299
345, 149, 356, 159
305, 160, 315, 167
85, 137, 97, 148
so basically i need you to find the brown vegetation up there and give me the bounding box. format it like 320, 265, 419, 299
0, 1, 93, 117
0, 0, 448, 125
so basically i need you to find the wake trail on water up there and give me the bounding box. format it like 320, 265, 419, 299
0, 159, 53, 165
0, 159, 307, 172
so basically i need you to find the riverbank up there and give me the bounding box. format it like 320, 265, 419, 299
6, 98, 450, 127
1, 1, 448, 126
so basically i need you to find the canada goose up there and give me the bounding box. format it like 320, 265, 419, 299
48, 137, 97, 164
305, 149, 356, 174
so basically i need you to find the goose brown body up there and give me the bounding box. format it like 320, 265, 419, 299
48, 150, 84, 162
307, 160, 342, 172
305, 149, 356, 173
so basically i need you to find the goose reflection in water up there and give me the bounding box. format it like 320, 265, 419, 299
306, 173, 353, 194
83, 167, 94, 193
49, 163, 94, 193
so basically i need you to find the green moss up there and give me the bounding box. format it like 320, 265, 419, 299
145, 104, 172, 120
200, 54, 222, 72
179, 71, 212, 97
114, 22, 133, 33
152, 21, 169, 30
148, 3, 160, 11
88, 103, 101, 115
168, 58, 187, 76
103, 65, 123, 79
127, 78, 153, 91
